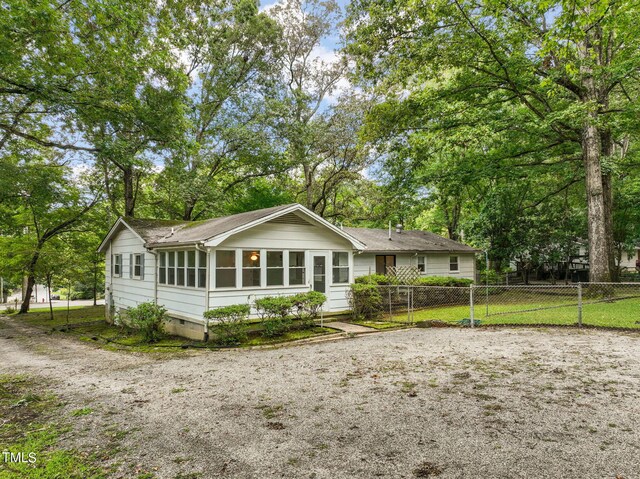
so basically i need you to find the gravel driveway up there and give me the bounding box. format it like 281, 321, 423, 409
1, 317, 639, 479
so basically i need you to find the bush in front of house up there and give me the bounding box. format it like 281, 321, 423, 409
204, 304, 250, 346
255, 292, 327, 337
348, 283, 383, 319
255, 296, 294, 337
254, 296, 294, 320
292, 291, 326, 320
127, 302, 168, 343
354, 274, 398, 285
416, 276, 474, 287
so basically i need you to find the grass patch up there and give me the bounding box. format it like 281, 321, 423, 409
242, 327, 335, 347
388, 297, 640, 329
0, 375, 108, 479
71, 407, 93, 417
9, 305, 105, 328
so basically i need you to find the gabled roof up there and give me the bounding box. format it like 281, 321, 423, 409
343, 227, 478, 254
98, 204, 366, 252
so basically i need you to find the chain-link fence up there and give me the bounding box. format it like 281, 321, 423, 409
349, 283, 640, 329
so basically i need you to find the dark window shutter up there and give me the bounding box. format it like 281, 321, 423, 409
129, 254, 133, 278
140, 254, 145, 280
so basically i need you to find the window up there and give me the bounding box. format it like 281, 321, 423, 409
267, 251, 284, 286
159, 252, 166, 284
187, 251, 196, 287
113, 254, 122, 277
449, 255, 459, 272
375, 255, 396, 275
289, 251, 305, 285
242, 250, 261, 287
198, 250, 207, 288
132, 253, 143, 279
176, 251, 185, 286
417, 256, 426, 273
157, 249, 207, 288
332, 252, 349, 284
167, 251, 176, 285
216, 250, 236, 288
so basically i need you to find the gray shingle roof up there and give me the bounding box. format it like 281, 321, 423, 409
111, 204, 476, 254
127, 204, 297, 247
343, 227, 478, 253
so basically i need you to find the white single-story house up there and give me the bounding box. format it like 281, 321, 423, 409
98, 203, 478, 339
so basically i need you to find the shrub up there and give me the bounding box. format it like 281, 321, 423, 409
292, 291, 327, 320
127, 302, 167, 343
416, 276, 473, 287
204, 304, 250, 346
254, 296, 294, 320
262, 317, 293, 337
348, 283, 383, 319
354, 274, 398, 285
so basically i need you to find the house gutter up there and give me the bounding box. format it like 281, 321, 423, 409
145, 248, 158, 305
195, 242, 210, 341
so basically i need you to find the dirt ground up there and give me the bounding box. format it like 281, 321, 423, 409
1, 316, 639, 479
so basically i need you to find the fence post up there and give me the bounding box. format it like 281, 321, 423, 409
577, 282, 582, 327
388, 287, 392, 321
470, 285, 475, 329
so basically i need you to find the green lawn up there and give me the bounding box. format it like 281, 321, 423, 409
7, 305, 106, 328
386, 297, 640, 329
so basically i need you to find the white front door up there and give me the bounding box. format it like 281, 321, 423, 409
310, 252, 331, 309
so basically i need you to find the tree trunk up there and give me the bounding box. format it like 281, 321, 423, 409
303, 163, 313, 211
19, 254, 39, 314
582, 122, 611, 282
123, 167, 136, 217
47, 273, 54, 321
600, 130, 616, 281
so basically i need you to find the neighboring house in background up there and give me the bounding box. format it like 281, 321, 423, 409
619, 243, 640, 271
97, 204, 477, 339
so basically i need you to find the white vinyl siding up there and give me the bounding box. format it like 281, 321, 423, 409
106, 228, 156, 312
353, 253, 475, 280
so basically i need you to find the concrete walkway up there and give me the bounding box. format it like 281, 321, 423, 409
323, 321, 377, 334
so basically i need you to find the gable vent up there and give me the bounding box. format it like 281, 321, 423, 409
267, 212, 313, 226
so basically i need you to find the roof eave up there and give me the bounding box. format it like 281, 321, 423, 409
202, 204, 366, 250
361, 248, 480, 254
97, 217, 146, 254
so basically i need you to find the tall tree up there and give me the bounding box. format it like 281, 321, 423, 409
0, 154, 98, 313
151, 0, 283, 221
270, 0, 352, 214
347, 0, 640, 281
